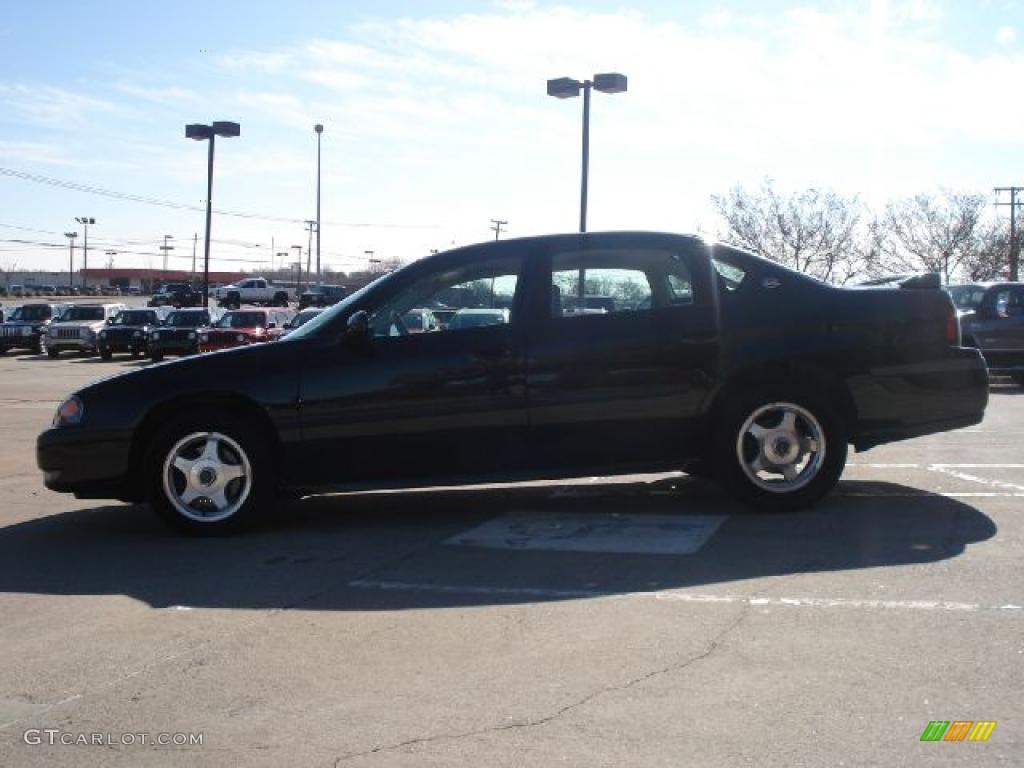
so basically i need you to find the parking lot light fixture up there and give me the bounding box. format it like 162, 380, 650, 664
185, 121, 241, 308
64, 232, 78, 289
546, 72, 627, 233
74, 217, 95, 289
314, 124, 323, 286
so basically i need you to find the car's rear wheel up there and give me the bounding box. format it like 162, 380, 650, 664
47, 348, 58, 358
1012, 373, 1024, 387
147, 411, 273, 535
274, 292, 288, 307
713, 388, 847, 512
99, 349, 112, 360
150, 351, 163, 363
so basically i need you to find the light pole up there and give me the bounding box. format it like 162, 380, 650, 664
546, 73, 627, 232
185, 121, 241, 308
75, 217, 95, 288
304, 220, 316, 292
291, 245, 303, 292
314, 123, 323, 286
64, 232, 77, 290
105, 250, 117, 269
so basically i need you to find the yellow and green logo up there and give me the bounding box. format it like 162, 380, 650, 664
921, 721, 996, 742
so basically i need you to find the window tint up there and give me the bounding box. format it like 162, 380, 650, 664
548, 248, 694, 319
368, 256, 519, 337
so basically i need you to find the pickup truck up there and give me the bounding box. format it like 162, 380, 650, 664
213, 278, 290, 309
948, 282, 1024, 386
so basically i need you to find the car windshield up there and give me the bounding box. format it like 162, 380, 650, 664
112, 310, 157, 325
948, 286, 987, 310
9, 305, 49, 322
216, 312, 265, 328
165, 311, 208, 327
160, 285, 187, 293
60, 306, 104, 322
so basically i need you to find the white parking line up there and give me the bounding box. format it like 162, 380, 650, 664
846, 463, 1024, 469
348, 579, 1023, 615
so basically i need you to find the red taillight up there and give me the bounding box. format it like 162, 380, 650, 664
946, 312, 960, 346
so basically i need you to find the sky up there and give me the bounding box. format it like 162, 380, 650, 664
0, 0, 1022, 276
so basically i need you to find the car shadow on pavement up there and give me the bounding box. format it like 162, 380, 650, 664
0, 478, 997, 612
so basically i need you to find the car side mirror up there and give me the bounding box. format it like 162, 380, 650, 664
268, 322, 276, 329
347, 310, 370, 340
106, 317, 114, 324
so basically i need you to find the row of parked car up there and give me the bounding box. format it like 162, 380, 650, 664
1, 285, 136, 298
0, 302, 325, 361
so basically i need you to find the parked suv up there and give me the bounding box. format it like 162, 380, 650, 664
97, 308, 166, 360
0, 303, 68, 354
149, 283, 203, 308
149, 308, 217, 361
46, 303, 126, 357
298, 284, 347, 309
948, 282, 1024, 385
198, 308, 293, 352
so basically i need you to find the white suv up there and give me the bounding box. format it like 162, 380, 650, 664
46, 303, 127, 357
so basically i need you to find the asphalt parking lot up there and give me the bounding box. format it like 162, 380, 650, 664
0, 347, 1020, 767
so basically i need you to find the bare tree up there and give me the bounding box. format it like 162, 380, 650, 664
711, 179, 866, 284
875, 190, 986, 284
961, 219, 1010, 281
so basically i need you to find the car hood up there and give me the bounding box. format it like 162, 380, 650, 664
50, 320, 106, 331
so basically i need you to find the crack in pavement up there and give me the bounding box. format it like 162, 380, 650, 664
331, 602, 751, 766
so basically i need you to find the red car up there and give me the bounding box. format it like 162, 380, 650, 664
198, 308, 293, 353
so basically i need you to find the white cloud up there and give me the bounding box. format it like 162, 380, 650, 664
0, 84, 120, 126
996, 25, 1016, 45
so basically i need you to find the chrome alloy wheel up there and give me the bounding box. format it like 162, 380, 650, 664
162, 432, 252, 522
736, 402, 826, 494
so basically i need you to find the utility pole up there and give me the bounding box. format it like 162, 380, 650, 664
191, 233, 198, 283
995, 186, 1022, 281
314, 123, 323, 286
160, 235, 175, 277
490, 219, 508, 240
105, 250, 117, 269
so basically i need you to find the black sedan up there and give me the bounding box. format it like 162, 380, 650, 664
97, 308, 167, 360
148, 308, 216, 362
38, 232, 988, 535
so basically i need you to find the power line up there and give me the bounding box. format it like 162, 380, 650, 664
0, 167, 439, 230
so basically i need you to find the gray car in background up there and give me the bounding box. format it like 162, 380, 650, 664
948, 282, 1024, 385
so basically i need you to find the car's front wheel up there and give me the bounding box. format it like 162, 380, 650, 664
713, 388, 847, 512
147, 411, 273, 535
1012, 373, 1024, 388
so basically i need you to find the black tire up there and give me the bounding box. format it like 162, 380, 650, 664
712, 385, 847, 512
99, 349, 113, 361
227, 293, 241, 310
274, 292, 288, 307
145, 409, 274, 535
1012, 374, 1024, 388
150, 351, 164, 363
47, 348, 59, 358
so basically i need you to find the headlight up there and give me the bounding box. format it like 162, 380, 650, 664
52, 395, 84, 427
236, 334, 244, 342
200, 333, 208, 342
188, 332, 196, 340
152, 331, 161, 340
48, 327, 57, 337
133, 330, 142, 337
80, 327, 90, 339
